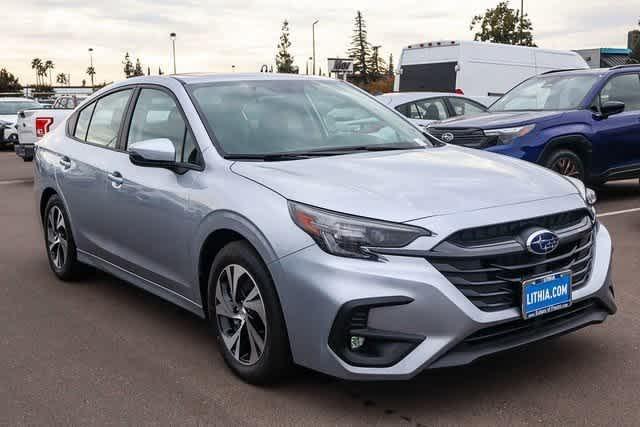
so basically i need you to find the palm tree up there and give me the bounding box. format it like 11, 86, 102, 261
56, 73, 68, 86
44, 60, 55, 85
86, 66, 96, 88
31, 58, 42, 85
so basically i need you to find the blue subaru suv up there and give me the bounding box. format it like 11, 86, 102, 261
427, 65, 640, 183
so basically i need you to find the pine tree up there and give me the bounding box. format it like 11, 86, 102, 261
388, 53, 394, 76
367, 45, 387, 80
133, 58, 144, 77
123, 53, 134, 78
276, 20, 296, 73
348, 11, 372, 82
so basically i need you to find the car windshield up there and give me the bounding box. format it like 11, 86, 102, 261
490, 74, 599, 112
0, 101, 41, 115
188, 79, 431, 157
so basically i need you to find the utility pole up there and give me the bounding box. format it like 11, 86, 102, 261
312, 20, 319, 75
170, 32, 177, 74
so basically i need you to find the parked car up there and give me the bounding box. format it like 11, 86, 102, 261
395, 40, 588, 99
34, 74, 615, 384
377, 92, 488, 129
427, 65, 640, 183
0, 97, 42, 149
15, 95, 87, 160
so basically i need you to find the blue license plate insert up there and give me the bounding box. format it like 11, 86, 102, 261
522, 271, 572, 319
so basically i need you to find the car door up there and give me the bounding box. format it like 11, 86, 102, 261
591, 73, 640, 173
98, 86, 203, 297
55, 89, 134, 257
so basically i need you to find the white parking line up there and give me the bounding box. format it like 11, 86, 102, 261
0, 179, 33, 185
597, 207, 640, 218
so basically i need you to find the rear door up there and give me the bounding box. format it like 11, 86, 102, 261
591, 73, 640, 174
55, 88, 134, 256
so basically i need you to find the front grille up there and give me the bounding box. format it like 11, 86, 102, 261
426, 210, 595, 312
427, 128, 494, 148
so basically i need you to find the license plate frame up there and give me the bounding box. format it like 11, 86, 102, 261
521, 270, 572, 320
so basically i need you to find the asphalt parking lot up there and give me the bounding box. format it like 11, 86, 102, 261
1, 150, 639, 426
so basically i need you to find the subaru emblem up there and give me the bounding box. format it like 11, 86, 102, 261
441, 132, 454, 143
526, 229, 560, 255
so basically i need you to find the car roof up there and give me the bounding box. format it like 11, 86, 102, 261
377, 92, 470, 106
172, 72, 334, 85
539, 65, 640, 78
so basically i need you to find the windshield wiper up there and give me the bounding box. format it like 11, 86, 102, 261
307, 143, 425, 154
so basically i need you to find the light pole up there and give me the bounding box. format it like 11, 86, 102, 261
170, 32, 177, 74
312, 20, 319, 75
520, 0, 524, 45
88, 48, 94, 88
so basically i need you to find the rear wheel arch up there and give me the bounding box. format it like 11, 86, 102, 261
40, 188, 58, 225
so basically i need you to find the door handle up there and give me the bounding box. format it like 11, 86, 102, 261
107, 171, 124, 188
59, 156, 71, 169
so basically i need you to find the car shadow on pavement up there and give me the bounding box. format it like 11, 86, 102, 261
594, 180, 640, 203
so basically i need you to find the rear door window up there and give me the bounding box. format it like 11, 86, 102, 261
448, 97, 487, 116
85, 90, 133, 148
74, 103, 95, 141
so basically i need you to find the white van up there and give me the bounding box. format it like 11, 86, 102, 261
394, 40, 589, 100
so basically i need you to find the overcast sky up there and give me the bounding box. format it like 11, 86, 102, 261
4, 0, 638, 86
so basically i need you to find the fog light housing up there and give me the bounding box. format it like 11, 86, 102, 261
329, 297, 426, 367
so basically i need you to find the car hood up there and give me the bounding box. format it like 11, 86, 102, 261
231, 145, 579, 223
434, 111, 564, 129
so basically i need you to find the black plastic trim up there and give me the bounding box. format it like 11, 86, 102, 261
329, 296, 425, 368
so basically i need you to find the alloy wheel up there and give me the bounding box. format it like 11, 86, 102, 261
46, 206, 68, 269
215, 264, 267, 365
551, 157, 581, 178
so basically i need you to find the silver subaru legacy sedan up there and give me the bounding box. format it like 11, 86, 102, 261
34, 74, 616, 384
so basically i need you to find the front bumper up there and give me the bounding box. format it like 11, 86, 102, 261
15, 143, 35, 159
272, 216, 615, 380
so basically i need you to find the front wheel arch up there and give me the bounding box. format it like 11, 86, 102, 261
537, 135, 593, 178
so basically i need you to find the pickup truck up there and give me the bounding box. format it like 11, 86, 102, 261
15, 95, 86, 161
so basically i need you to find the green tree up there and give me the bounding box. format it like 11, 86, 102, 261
388, 53, 394, 76
122, 52, 134, 78
470, 1, 536, 46
367, 45, 387, 80
133, 58, 144, 76
55, 73, 68, 86
44, 60, 55, 85
0, 68, 22, 91
31, 58, 43, 85
86, 66, 96, 87
276, 20, 296, 73
348, 11, 372, 82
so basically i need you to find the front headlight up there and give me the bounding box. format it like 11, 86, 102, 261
484, 124, 535, 145
565, 176, 597, 217
288, 201, 430, 260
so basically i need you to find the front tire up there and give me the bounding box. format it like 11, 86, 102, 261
544, 149, 585, 181
207, 241, 293, 385
43, 195, 83, 280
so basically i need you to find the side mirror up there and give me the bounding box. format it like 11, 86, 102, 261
598, 101, 625, 119
129, 138, 176, 168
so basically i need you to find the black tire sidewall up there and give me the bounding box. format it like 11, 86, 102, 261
207, 241, 291, 385
544, 149, 585, 181
43, 195, 80, 280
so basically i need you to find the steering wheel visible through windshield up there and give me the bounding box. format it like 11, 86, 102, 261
490, 74, 599, 112
188, 79, 431, 158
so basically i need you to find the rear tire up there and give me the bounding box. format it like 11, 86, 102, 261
544, 149, 585, 181
43, 194, 84, 281
207, 241, 293, 385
